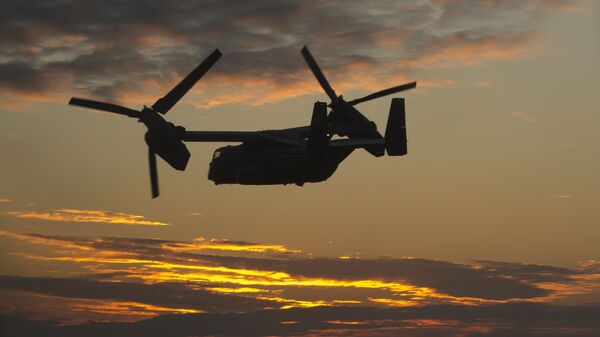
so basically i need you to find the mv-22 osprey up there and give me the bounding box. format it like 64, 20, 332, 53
69, 46, 416, 198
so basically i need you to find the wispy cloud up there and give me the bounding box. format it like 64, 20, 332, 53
0, 0, 579, 109
473, 80, 491, 88
0, 275, 269, 321
162, 236, 301, 254
511, 110, 537, 123
0, 288, 201, 324
6, 209, 169, 226
0, 198, 12, 203
187, 212, 205, 216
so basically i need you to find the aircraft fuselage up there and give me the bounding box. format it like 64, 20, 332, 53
208, 143, 352, 186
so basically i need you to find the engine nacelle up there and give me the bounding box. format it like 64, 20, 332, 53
142, 110, 190, 170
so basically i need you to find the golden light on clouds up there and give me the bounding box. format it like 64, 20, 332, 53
2, 229, 599, 325
368, 297, 418, 307
162, 236, 301, 254
71, 301, 202, 317
0, 1, 598, 335
13, 249, 535, 309
257, 296, 332, 309
0, 290, 200, 325
325, 320, 370, 325
7, 209, 169, 226
206, 287, 267, 294
0, 231, 93, 251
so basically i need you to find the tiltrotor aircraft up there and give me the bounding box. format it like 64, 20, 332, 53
69, 46, 416, 198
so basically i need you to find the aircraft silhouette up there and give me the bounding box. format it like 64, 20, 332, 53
69, 47, 416, 198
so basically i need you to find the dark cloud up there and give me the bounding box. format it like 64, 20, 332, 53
475, 260, 578, 283
0, 62, 54, 93
0, 275, 272, 313
1, 303, 599, 337
3, 231, 600, 330
0, 0, 576, 106
13, 233, 596, 301
197, 255, 550, 300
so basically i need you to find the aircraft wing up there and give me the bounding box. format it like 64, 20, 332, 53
329, 138, 385, 149
181, 131, 301, 145
182, 131, 262, 142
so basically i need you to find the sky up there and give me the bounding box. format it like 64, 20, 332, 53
1, 0, 599, 336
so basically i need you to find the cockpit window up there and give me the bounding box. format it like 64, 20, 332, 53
213, 151, 221, 159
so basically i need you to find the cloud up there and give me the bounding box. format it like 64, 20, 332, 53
473, 260, 577, 283
187, 212, 205, 216
6, 209, 169, 226
163, 236, 301, 254
0, 276, 274, 317
1, 303, 599, 337
473, 80, 491, 87
0, 198, 12, 203
2, 232, 299, 255
0, 289, 198, 324
3, 233, 527, 301
0, 0, 578, 109
4, 231, 599, 318
512, 110, 537, 123
0, 231, 95, 253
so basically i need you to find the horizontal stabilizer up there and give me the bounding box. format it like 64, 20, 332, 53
385, 98, 407, 156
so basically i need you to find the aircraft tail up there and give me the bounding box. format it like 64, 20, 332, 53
307, 102, 329, 156
384, 98, 408, 156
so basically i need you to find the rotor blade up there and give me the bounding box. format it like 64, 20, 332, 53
148, 148, 159, 199
301, 46, 337, 101
152, 49, 222, 114
347, 82, 417, 106
69, 98, 140, 118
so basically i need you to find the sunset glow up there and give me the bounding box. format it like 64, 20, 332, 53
1, 1, 599, 336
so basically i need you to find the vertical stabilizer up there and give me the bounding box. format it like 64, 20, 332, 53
308, 102, 329, 156
385, 98, 407, 156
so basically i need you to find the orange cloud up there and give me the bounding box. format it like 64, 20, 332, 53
325, 320, 370, 325
71, 300, 201, 317
6, 209, 169, 226
1, 0, 585, 113
368, 297, 418, 307
0, 34, 537, 110
4, 230, 598, 322
0, 231, 92, 251
0, 290, 200, 324
13, 251, 535, 309
206, 287, 268, 294
162, 236, 301, 254
402, 34, 543, 69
